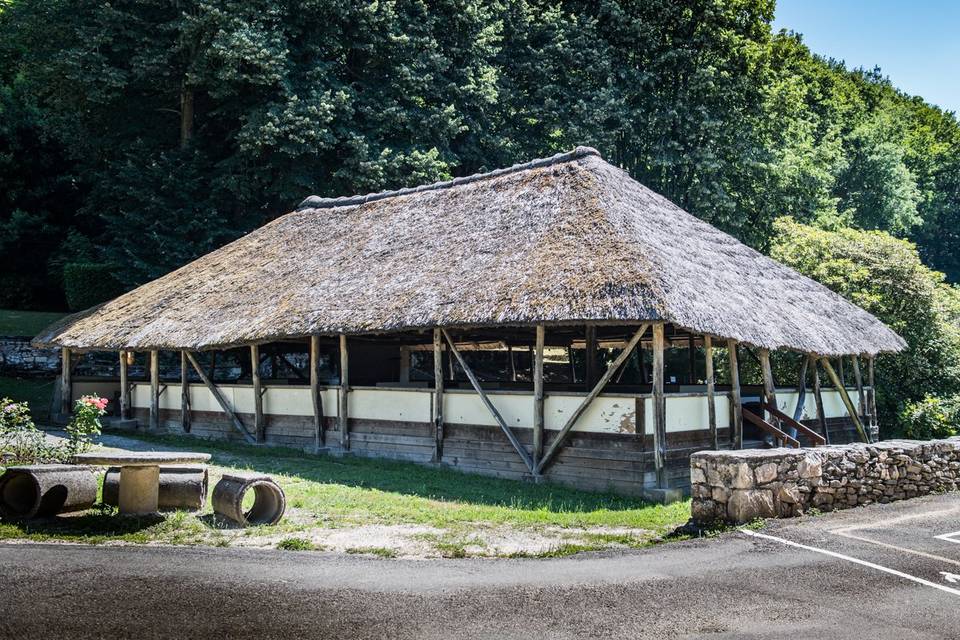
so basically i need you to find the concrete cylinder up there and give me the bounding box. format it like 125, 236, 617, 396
102, 466, 208, 511
212, 473, 285, 526
0, 465, 97, 519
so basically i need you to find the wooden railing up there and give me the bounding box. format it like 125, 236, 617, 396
761, 402, 827, 447
742, 408, 800, 448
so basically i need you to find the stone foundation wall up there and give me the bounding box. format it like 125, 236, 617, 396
691, 437, 960, 524
0, 337, 60, 375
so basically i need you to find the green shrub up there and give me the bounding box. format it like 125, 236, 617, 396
901, 395, 960, 440
276, 537, 315, 551
63, 263, 125, 311
0, 398, 62, 463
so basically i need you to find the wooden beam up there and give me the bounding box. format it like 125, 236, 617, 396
652, 324, 667, 488
688, 333, 696, 384
508, 344, 517, 382
704, 336, 718, 450
742, 409, 800, 447
186, 352, 255, 444
868, 355, 878, 431
758, 348, 782, 445
251, 344, 265, 443
537, 324, 649, 475
339, 334, 350, 450
432, 329, 444, 461
149, 350, 160, 431
533, 325, 545, 466
811, 356, 829, 444
792, 355, 809, 423
727, 339, 743, 449
820, 357, 870, 443
399, 346, 411, 384
851, 355, 866, 424
60, 347, 72, 418
584, 325, 598, 388
761, 402, 826, 446
443, 329, 535, 473
310, 336, 325, 449
119, 350, 130, 420
180, 351, 191, 433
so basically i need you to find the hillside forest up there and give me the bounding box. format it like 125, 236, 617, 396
1, 0, 959, 433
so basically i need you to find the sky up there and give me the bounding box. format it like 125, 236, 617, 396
772, 0, 960, 114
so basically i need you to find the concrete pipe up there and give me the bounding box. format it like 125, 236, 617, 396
0, 464, 97, 519
102, 466, 208, 511
212, 473, 285, 526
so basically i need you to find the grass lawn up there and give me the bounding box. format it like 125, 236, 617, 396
0, 309, 67, 336
0, 431, 692, 557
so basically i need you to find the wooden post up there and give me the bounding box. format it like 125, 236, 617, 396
688, 334, 696, 384
758, 348, 782, 445
310, 336, 325, 449
536, 324, 649, 474
399, 346, 411, 384
868, 355, 878, 431
432, 329, 444, 461
443, 330, 536, 473
727, 339, 743, 449
507, 345, 517, 382
820, 357, 869, 443
851, 355, 866, 422
652, 324, 667, 488
792, 356, 809, 423
533, 325, 545, 468
251, 344, 265, 443
149, 350, 160, 431
186, 352, 255, 443
704, 336, 717, 450
119, 350, 130, 420
811, 356, 829, 444
180, 351, 191, 433
60, 347, 72, 419
339, 334, 349, 450
584, 325, 598, 388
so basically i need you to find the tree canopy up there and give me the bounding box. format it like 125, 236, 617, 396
1, 0, 959, 311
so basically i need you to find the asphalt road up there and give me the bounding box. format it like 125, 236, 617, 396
3, 493, 960, 639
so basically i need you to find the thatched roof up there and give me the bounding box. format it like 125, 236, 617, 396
35, 147, 905, 356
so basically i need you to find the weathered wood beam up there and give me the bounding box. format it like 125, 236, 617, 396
537, 324, 649, 475
339, 334, 350, 450
180, 351, 191, 433
584, 325, 598, 388
508, 344, 517, 382
820, 357, 869, 443
251, 344, 265, 443
792, 355, 809, 423
868, 355, 878, 431
443, 329, 535, 473
688, 333, 696, 384
758, 348, 781, 445
399, 346, 411, 384
60, 347, 72, 418
851, 355, 866, 424
186, 352, 255, 444
742, 409, 800, 448
652, 324, 667, 488
149, 350, 160, 431
704, 336, 718, 450
533, 325, 545, 466
119, 350, 130, 420
811, 356, 829, 444
761, 402, 826, 446
727, 340, 743, 449
432, 329, 444, 461
310, 336, 325, 449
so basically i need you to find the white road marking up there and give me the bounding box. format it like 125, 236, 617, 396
742, 529, 960, 598
934, 530, 960, 545
826, 507, 960, 568
941, 571, 960, 584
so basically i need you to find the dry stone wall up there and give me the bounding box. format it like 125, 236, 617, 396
691, 437, 960, 525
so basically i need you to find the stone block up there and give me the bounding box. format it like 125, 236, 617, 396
798, 453, 823, 479
755, 463, 778, 485
727, 489, 776, 524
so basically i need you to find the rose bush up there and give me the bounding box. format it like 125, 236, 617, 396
65, 395, 107, 455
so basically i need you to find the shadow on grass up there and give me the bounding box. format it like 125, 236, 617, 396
0, 508, 165, 542
117, 431, 656, 514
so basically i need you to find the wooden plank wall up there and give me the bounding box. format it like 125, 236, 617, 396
131, 408, 865, 496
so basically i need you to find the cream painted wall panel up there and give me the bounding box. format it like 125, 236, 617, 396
349, 389, 431, 422
72, 381, 120, 402
543, 395, 636, 434
444, 392, 534, 428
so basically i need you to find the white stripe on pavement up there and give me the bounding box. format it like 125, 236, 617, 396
742, 529, 960, 598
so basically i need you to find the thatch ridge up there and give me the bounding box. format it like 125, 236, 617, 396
35, 148, 906, 356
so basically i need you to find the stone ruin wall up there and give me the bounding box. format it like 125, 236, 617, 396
691, 437, 960, 525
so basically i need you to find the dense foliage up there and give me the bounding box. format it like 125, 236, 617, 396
771, 218, 960, 434
1, 0, 959, 310
0, 395, 102, 463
